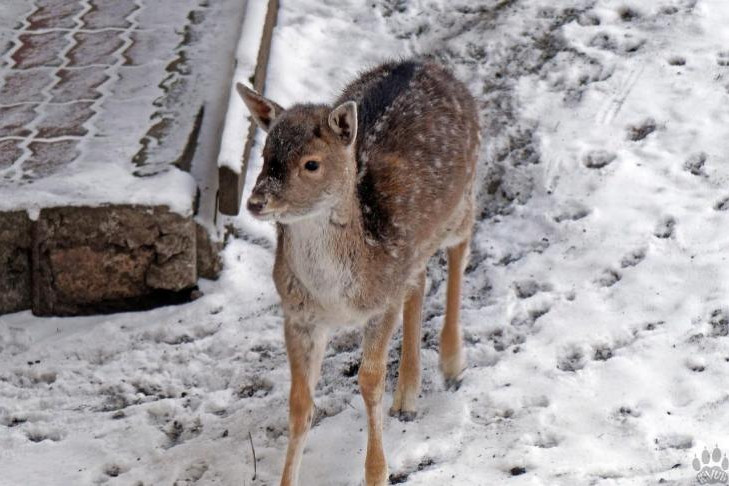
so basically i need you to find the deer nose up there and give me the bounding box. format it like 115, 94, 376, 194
247, 194, 267, 215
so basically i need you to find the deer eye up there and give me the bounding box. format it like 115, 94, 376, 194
304, 160, 320, 172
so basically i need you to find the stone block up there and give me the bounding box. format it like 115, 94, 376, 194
67, 31, 125, 67
0, 211, 32, 314
196, 223, 222, 280
12, 31, 69, 69
81, 0, 139, 29
32, 206, 197, 316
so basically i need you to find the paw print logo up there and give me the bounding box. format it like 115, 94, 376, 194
693, 446, 729, 484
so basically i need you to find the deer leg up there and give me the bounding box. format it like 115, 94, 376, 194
359, 307, 398, 486
440, 240, 469, 389
390, 271, 425, 421
280, 319, 329, 486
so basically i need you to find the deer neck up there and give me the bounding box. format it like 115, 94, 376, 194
281, 189, 366, 295
284, 190, 363, 254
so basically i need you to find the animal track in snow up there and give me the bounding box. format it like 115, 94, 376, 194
389, 457, 436, 484
557, 347, 586, 372
510, 303, 552, 328
513, 279, 553, 298
25, 424, 65, 443
163, 416, 203, 449
708, 309, 729, 337
718, 51, 729, 67
174, 459, 209, 484
582, 150, 616, 169
714, 197, 729, 211
103, 463, 128, 478
617, 6, 641, 22
626, 117, 657, 141
654, 216, 676, 238
237, 375, 274, 398
488, 327, 526, 352
620, 247, 647, 268
592, 344, 614, 361
615, 405, 642, 419
684, 152, 707, 176
685, 354, 706, 372
595, 268, 621, 287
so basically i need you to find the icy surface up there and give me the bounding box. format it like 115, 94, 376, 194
3, 0, 729, 485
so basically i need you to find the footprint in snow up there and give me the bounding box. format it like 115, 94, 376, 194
686, 358, 706, 373
626, 118, 657, 141
654, 216, 676, 239
708, 309, 729, 337
620, 247, 647, 268
592, 344, 614, 361
513, 279, 553, 298
718, 51, 729, 67
616, 405, 642, 418
617, 6, 641, 21
25, 425, 65, 443
714, 197, 729, 211
577, 12, 600, 26
173, 460, 209, 485
595, 268, 621, 287
104, 463, 128, 478
488, 327, 526, 352
684, 152, 707, 176
557, 347, 586, 372
510, 304, 551, 328
582, 150, 616, 169
163, 417, 203, 449
389, 457, 436, 484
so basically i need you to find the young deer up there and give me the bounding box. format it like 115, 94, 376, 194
237, 59, 479, 486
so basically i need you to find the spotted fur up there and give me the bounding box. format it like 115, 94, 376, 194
237, 59, 479, 486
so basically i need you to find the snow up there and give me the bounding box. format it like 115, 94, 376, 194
217, 0, 271, 174
3, 0, 729, 485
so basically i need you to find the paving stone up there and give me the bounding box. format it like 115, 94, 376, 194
24, 139, 81, 178
0, 69, 55, 104
0, 211, 32, 314
114, 64, 164, 99
12, 31, 69, 69
67, 30, 125, 67
49, 67, 109, 102
27, 0, 85, 30
36, 101, 95, 138
0, 139, 24, 170
0, 32, 13, 64
0, 104, 37, 137
81, 0, 139, 29
33, 206, 197, 315
134, 0, 199, 29
123, 30, 180, 66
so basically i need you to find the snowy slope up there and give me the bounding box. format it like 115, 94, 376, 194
3, 0, 729, 485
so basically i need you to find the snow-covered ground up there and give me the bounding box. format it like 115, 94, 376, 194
3, 0, 729, 484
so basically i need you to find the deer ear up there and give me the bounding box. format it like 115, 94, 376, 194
236, 83, 283, 132
328, 101, 357, 146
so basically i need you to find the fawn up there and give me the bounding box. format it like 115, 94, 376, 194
237, 59, 479, 486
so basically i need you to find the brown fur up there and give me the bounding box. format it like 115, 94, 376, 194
238, 59, 479, 486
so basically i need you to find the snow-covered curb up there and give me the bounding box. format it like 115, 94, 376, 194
216, 0, 273, 175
